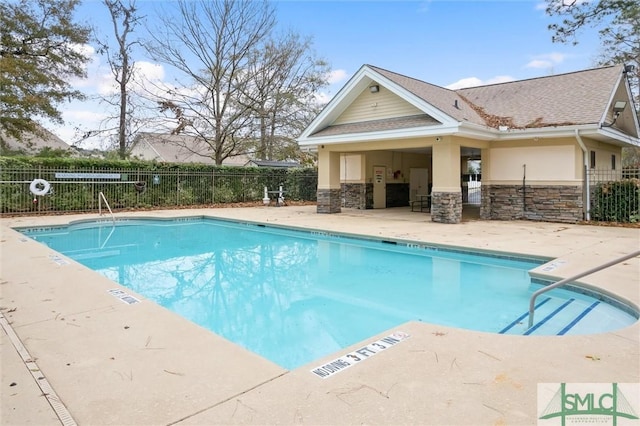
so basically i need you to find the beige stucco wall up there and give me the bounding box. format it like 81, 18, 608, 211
584, 139, 622, 170
402, 153, 431, 173
318, 135, 623, 190
317, 149, 341, 189
482, 139, 584, 185
333, 85, 424, 125
487, 145, 576, 182
432, 137, 462, 192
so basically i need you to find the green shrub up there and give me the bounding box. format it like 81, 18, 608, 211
591, 179, 640, 223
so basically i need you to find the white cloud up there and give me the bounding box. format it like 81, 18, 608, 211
327, 69, 348, 84
446, 75, 514, 90
96, 60, 167, 96
72, 43, 96, 58
96, 72, 118, 96
314, 91, 333, 105
526, 59, 553, 69
65, 109, 106, 122
525, 52, 567, 69
446, 77, 483, 90
42, 105, 110, 148
68, 44, 103, 90
135, 61, 165, 82
535, 1, 546, 10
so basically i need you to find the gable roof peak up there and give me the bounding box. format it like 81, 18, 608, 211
365, 64, 453, 92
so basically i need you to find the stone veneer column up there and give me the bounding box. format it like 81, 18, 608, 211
431, 137, 462, 224
316, 149, 341, 213
431, 191, 462, 223
317, 188, 342, 213
341, 183, 365, 209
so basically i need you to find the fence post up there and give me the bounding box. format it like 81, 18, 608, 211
243, 170, 247, 202
37, 165, 42, 213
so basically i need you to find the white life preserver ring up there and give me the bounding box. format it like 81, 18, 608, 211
29, 179, 51, 196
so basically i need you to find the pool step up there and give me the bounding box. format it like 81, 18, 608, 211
499, 297, 602, 336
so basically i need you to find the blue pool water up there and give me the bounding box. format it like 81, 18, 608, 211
19, 218, 638, 370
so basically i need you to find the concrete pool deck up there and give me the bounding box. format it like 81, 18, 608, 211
1, 205, 638, 425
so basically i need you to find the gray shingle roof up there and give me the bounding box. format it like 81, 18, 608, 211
456, 66, 622, 128
310, 64, 624, 138
131, 133, 248, 165
1, 124, 75, 154
370, 64, 623, 129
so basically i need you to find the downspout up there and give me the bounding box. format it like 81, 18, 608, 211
575, 129, 590, 221
522, 164, 526, 216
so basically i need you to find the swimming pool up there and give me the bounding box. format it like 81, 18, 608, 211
18, 217, 638, 370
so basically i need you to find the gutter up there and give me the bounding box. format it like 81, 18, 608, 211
575, 129, 590, 221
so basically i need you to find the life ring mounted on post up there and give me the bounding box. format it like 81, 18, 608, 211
29, 179, 51, 196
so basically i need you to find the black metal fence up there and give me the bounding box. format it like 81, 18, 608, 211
0, 166, 318, 216
588, 168, 640, 223
2, 165, 638, 223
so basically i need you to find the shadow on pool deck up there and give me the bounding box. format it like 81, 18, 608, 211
1, 205, 638, 425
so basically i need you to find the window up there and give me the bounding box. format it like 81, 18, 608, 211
590, 151, 596, 169
611, 154, 616, 170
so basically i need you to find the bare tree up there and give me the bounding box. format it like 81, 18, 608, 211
146, 0, 276, 165
93, 0, 143, 158
239, 32, 330, 161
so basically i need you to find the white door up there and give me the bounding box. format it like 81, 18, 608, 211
410, 168, 429, 201
373, 166, 386, 209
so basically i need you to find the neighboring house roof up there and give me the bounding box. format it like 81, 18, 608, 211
1, 124, 76, 154
299, 64, 640, 147
245, 160, 301, 168
130, 133, 249, 166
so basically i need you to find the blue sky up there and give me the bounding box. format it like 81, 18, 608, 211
49, 0, 603, 147
276, 0, 603, 88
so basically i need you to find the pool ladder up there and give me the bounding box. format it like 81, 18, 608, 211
528, 249, 640, 328
98, 191, 115, 225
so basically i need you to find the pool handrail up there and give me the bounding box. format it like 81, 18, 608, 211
528, 249, 640, 328
98, 191, 115, 225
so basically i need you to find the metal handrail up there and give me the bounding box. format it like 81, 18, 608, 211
98, 191, 115, 225
528, 250, 640, 328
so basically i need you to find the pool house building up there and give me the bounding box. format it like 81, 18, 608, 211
297, 64, 640, 224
